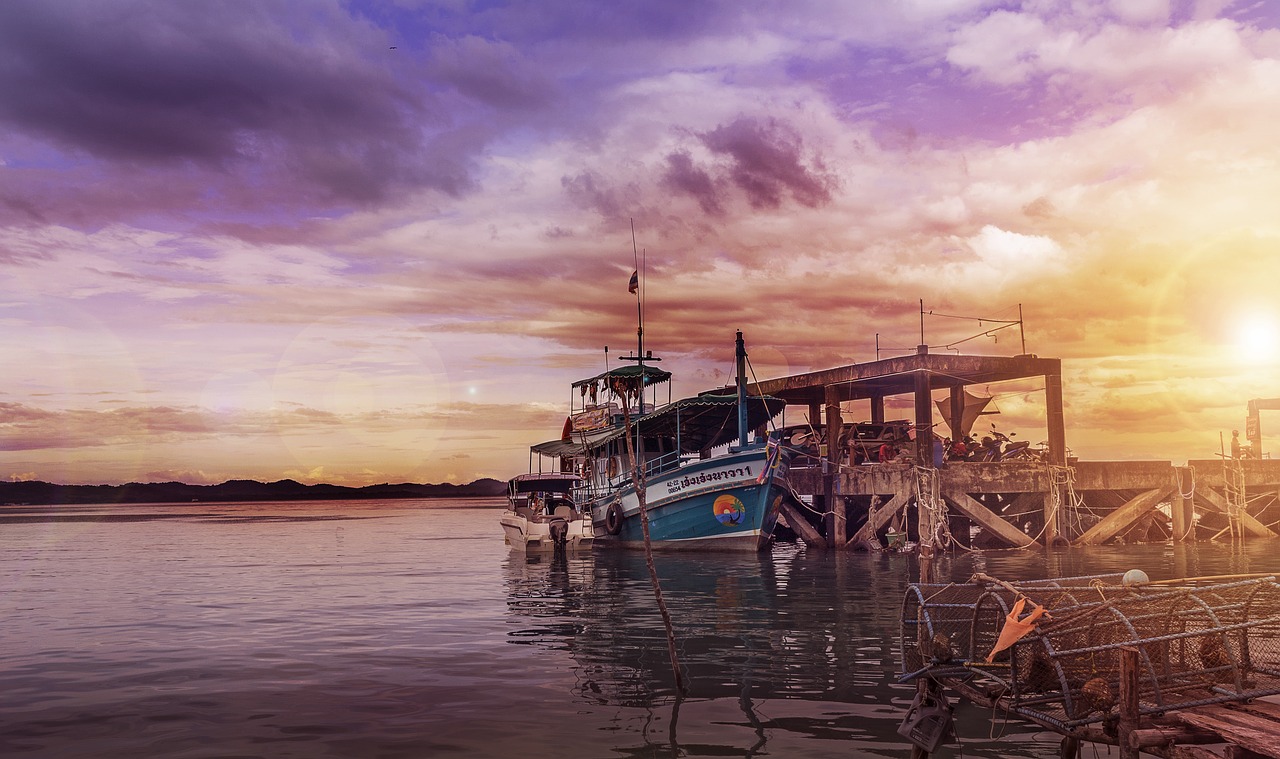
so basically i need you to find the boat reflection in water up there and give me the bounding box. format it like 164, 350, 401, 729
502, 546, 1058, 757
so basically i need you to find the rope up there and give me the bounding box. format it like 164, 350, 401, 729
1177, 464, 1196, 499
1050, 463, 1103, 542
913, 465, 953, 553
1173, 466, 1197, 542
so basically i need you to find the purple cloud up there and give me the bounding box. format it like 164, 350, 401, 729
662, 151, 724, 216
700, 117, 836, 210
0, 1, 467, 216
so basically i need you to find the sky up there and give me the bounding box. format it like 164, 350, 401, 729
2, 0, 1279, 487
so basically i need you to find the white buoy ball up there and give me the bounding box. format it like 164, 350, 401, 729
1122, 569, 1149, 586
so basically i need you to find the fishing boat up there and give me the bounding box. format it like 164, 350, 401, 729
499, 472, 595, 551
525, 331, 794, 551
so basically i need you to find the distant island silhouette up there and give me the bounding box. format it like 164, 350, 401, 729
0, 478, 507, 506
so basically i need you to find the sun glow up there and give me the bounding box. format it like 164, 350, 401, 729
1233, 315, 1279, 365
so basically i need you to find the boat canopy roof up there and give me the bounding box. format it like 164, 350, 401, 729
531, 393, 785, 457
529, 426, 619, 458
508, 472, 580, 493
571, 364, 671, 389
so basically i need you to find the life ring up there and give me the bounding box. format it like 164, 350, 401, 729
605, 502, 624, 535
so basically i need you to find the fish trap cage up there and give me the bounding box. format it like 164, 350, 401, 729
901, 574, 1280, 729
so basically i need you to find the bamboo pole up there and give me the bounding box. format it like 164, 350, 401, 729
619, 392, 686, 695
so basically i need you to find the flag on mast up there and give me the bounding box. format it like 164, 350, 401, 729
627, 270, 639, 294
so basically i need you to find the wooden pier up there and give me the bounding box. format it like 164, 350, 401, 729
743, 348, 1280, 549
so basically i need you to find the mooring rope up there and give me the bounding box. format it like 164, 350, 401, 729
913, 464, 951, 552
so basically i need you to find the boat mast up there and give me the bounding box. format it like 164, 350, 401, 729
632, 219, 644, 411
618, 220, 660, 466
736, 330, 748, 448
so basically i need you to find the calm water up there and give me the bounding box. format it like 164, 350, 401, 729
3, 498, 1278, 758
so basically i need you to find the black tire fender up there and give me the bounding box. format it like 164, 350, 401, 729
605, 502, 624, 535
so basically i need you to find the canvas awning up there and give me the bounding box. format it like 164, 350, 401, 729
934, 390, 997, 439
571, 364, 671, 389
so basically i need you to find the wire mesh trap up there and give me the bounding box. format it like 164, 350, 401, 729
900, 573, 1280, 729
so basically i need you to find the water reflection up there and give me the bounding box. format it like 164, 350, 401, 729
501, 539, 1280, 756
501, 546, 1063, 757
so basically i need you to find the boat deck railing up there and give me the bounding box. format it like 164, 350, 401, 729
571, 450, 704, 503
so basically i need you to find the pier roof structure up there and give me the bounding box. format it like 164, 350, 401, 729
743, 350, 1062, 406
736, 349, 1065, 467
733, 347, 1071, 546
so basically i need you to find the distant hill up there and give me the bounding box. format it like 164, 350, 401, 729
0, 478, 507, 506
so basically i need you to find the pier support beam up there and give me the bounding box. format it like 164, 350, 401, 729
1196, 488, 1276, 538
945, 492, 1037, 548
779, 500, 827, 549
1043, 491, 1060, 546
1077, 486, 1174, 545
1045, 366, 1067, 467
948, 386, 964, 445
1172, 467, 1192, 542
849, 492, 910, 548
912, 364, 933, 467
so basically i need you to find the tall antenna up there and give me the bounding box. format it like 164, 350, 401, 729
1018, 303, 1026, 355
631, 218, 643, 361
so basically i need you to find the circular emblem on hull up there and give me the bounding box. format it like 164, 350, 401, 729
713, 494, 745, 526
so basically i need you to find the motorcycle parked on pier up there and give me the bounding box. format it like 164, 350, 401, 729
975, 426, 1034, 461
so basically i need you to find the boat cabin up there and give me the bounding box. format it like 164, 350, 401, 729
506, 473, 580, 521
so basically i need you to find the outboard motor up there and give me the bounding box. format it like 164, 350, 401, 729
548, 518, 569, 547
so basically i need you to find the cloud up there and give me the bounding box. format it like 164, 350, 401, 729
947, 10, 1052, 85
427, 35, 557, 110
662, 151, 724, 216
0, 1, 471, 219
946, 6, 1250, 100
0, 399, 562, 452
699, 117, 837, 210
0, 402, 217, 450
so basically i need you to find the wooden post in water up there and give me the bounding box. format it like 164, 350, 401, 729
809, 396, 825, 522
1119, 646, 1140, 759
912, 352, 938, 757
1059, 735, 1080, 759
824, 385, 845, 548
1044, 366, 1068, 546
1043, 489, 1060, 547
913, 349, 935, 557
911, 531, 935, 759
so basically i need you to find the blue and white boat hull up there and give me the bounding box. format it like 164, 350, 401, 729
591, 446, 789, 551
